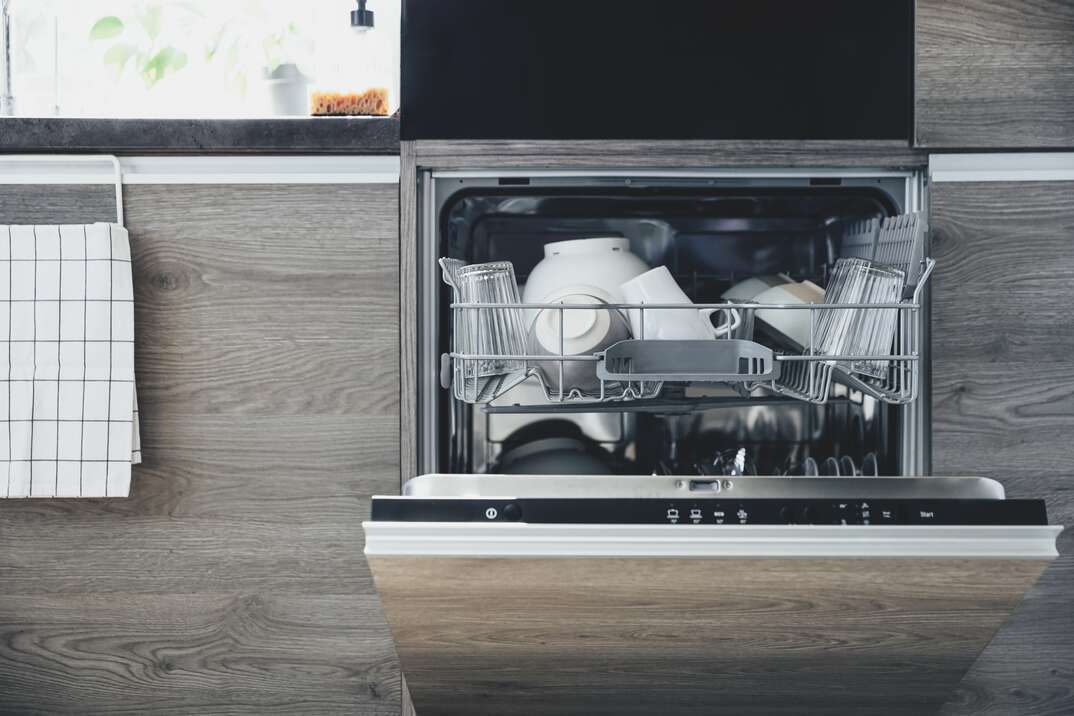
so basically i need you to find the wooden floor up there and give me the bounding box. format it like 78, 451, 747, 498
0, 183, 402, 714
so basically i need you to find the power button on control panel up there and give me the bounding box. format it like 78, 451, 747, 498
484, 503, 523, 521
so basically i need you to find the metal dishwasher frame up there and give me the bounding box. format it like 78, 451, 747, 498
415, 167, 930, 477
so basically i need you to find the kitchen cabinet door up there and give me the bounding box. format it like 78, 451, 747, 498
0, 169, 403, 714
929, 153, 1074, 715
916, 0, 1074, 148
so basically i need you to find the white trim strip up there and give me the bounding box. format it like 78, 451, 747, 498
432, 168, 915, 180
363, 522, 1062, 560
930, 153, 1074, 183
0, 155, 400, 185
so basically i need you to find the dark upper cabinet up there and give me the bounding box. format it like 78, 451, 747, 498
402, 0, 912, 142
916, 0, 1074, 148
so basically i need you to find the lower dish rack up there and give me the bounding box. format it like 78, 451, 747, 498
443, 258, 933, 408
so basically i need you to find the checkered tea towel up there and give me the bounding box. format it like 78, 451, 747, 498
0, 223, 140, 498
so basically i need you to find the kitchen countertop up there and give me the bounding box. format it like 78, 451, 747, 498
0, 116, 400, 154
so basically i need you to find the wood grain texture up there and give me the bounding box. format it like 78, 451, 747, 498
916, 0, 1074, 148
397, 157, 416, 716
371, 556, 1048, 716
931, 179, 1074, 715
411, 139, 925, 171
0, 593, 397, 715
398, 141, 420, 716
128, 184, 399, 344
931, 182, 1074, 362
400, 141, 419, 485
0, 182, 402, 714
931, 182, 1074, 469
0, 184, 119, 224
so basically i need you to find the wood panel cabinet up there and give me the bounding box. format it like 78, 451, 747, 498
930, 174, 1074, 715
916, 0, 1074, 148
372, 552, 1050, 716
0, 181, 402, 714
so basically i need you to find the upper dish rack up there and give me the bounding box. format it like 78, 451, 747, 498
442, 213, 931, 408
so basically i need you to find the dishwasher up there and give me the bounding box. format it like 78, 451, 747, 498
366, 168, 1063, 716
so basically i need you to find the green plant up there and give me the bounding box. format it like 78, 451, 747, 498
204, 13, 311, 96
90, 3, 196, 88
206, 16, 309, 72
261, 21, 302, 74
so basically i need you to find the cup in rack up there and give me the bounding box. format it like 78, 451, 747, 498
440, 258, 529, 403
816, 258, 905, 379
620, 266, 740, 341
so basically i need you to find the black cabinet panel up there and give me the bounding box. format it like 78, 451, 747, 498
403, 0, 912, 141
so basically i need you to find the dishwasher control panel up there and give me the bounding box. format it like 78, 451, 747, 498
372, 498, 1048, 526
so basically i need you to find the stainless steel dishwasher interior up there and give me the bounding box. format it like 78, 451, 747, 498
417, 170, 928, 479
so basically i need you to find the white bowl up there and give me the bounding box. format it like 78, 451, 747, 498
522, 237, 650, 308
531, 287, 618, 355
721, 274, 791, 302
753, 281, 825, 348
528, 289, 631, 396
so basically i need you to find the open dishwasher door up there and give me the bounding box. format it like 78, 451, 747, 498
364, 476, 1061, 716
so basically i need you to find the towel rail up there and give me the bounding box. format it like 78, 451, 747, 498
0, 154, 124, 224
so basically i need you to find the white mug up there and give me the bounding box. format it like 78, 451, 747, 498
620, 266, 740, 340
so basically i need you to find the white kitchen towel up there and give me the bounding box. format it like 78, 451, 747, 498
0, 223, 139, 498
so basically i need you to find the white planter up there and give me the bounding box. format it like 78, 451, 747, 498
263, 63, 310, 116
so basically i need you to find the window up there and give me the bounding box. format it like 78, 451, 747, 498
3, 0, 399, 117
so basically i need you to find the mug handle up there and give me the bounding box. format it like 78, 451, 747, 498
700, 306, 741, 338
